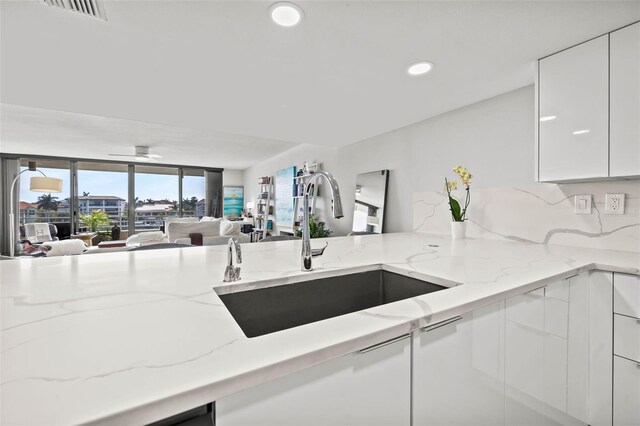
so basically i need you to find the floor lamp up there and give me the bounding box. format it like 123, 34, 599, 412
9, 162, 63, 257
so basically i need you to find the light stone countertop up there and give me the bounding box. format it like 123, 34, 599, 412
1, 232, 639, 425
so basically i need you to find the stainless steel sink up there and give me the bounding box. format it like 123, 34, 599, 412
217, 270, 446, 338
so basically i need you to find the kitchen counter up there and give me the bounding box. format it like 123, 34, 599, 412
1, 233, 639, 425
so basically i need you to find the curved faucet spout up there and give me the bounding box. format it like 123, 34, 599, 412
301, 171, 343, 271
305, 171, 343, 219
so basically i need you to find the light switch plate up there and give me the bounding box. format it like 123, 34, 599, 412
574, 194, 592, 214
605, 193, 625, 215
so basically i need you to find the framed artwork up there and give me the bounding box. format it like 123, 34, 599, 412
275, 166, 296, 227
223, 186, 244, 216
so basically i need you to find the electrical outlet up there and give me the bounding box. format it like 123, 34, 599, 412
605, 193, 625, 215
574, 194, 592, 214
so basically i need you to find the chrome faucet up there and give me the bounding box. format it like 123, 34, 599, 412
223, 237, 242, 282
301, 171, 343, 271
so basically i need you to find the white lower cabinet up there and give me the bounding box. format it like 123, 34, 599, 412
504, 275, 590, 426
589, 271, 614, 426
613, 356, 640, 426
412, 302, 505, 426
613, 273, 640, 319
613, 314, 640, 363
215, 335, 411, 426
214, 270, 636, 426
613, 272, 640, 426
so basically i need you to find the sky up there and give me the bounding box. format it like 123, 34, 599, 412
19, 167, 205, 204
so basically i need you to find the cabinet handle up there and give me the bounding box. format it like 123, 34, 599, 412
358, 334, 410, 354
421, 316, 462, 333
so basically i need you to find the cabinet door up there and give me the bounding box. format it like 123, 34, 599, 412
613, 356, 640, 426
614, 273, 640, 319
539, 35, 609, 181
589, 271, 613, 426
505, 278, 590, 426
610, 22, 640, 177
216, 335, 410, 426
413, 302, 505, 426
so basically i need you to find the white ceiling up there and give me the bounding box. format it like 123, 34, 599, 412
1, 1, 639, 167
0, 103, 297, 169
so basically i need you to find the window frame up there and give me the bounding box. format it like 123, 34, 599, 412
4, 153, 222, 236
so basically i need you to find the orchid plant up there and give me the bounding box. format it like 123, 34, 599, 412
444, 166, 472, 222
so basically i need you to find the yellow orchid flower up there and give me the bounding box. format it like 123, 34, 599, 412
445, 166, 472, 222
444, 180, 458, 192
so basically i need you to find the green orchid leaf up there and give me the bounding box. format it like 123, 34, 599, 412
449, 196, 462, 221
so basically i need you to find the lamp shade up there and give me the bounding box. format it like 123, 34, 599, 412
30, 176, 63, 193
246, 201, 255, 209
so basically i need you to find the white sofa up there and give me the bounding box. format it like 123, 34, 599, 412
167, 218, 249, 246
83, 218, 248, 255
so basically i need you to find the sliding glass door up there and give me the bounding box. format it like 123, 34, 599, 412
134, 166, 179, 233
18, 158, 71, 240
182, 168, 206, 219
77, 162, 129, 238
4, 154, 222, 255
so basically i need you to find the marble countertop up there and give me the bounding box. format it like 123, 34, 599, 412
1, 233, 639, 425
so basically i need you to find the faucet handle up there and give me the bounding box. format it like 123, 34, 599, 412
311, 242, 329, 258
223, 265, 242, 282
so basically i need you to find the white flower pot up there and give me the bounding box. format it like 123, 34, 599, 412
450, 221, 467, 239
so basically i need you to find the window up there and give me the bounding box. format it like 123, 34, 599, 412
135, 166, 179, 232
5, 154, 221, 256
77, 162, 129, 235
182, 168, 205, 219
18, 159, 71, 238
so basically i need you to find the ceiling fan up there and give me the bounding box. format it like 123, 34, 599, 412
108, 146, 162, 162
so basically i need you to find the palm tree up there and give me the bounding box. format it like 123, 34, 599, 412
181, 196, 198, 211
36, 194, 59, 222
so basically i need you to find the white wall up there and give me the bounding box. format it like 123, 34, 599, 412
244, 85, 536, 236
223, 169, 244, 187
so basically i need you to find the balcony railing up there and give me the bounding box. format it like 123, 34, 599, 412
20, 210, 202, 232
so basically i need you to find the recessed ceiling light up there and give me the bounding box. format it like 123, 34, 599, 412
573, 129, 590, 135
270, 2, 303, 27
540, 115, 557, 122
407, 62, 434, 76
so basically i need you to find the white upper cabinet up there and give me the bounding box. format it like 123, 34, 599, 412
538, 35, 609, 181
610, 22, 640, 177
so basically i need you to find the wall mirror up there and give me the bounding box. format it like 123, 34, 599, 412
351, 170, 389, 234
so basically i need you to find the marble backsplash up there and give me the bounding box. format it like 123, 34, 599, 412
413, 180, 640, 252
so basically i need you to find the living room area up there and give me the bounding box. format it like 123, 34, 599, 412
1, 151, 261, 257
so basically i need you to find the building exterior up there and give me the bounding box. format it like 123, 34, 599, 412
58, 196, 126, 214
195, 199, 206, 218
19, 201, 38, 222
76, 196, 126, 215
134, 204, 177, 230
58, 196, 127, 227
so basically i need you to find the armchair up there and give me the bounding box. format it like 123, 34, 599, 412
19, 223, 59, 243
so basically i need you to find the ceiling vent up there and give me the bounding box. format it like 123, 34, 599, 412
40, 0, 107, 21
